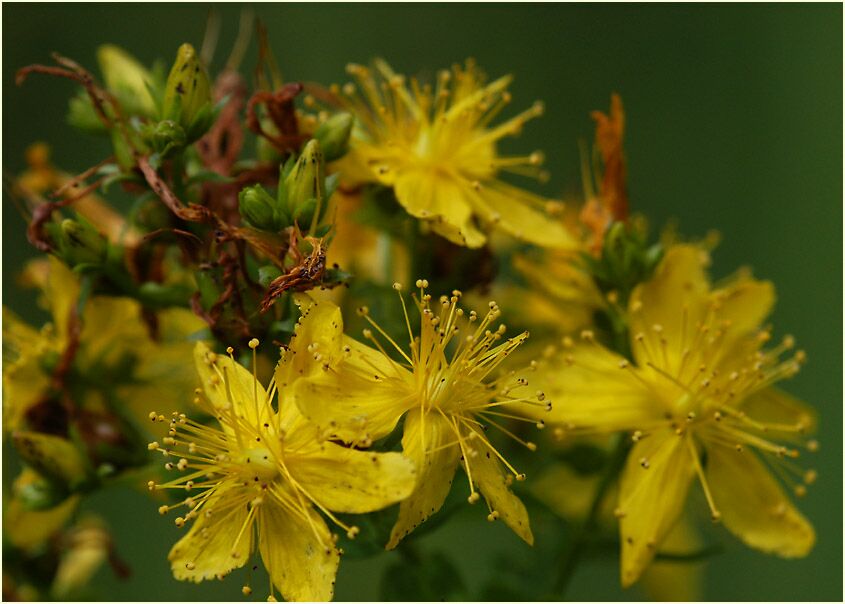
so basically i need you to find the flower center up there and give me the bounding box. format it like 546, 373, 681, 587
239, 447, 279, 482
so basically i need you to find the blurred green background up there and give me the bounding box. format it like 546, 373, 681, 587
3, 3, 841, 601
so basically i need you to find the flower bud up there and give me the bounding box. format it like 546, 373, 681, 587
239, 185, 282, 231
314, 112, 353, 162
96, 44, 155, 116
142, 119, 187, 157
57, 218, 108, 266
51, 518, 111, 600
283, 139, 326, 228
16, 474, 68, 511
162, 43, 212, 133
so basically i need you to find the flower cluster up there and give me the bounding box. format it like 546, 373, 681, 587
3, 21, 820, 603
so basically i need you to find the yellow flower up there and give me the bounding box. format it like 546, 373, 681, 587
282, 285, 547, 548
529, 244, 816, 586
532, 457, 705, 601
51, 516, 112, 600
322, 190, 410, 303
15, 143, 142, 248
489, 250, 603, 340
150, 341, 416, 602
97, 44, 157, 117
4, 468, 81, 552
334, 59, 577, 249
2, 256, 204, 433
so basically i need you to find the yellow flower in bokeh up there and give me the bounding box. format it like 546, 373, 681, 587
315, 189, 410, 310
492, 250, 603, 340
150, 341, 416, 602
14, 143, 142, 248
528, 244, 816, 586
532, 455, 705, 601
335, 59, 577, 249
4, 468, 81, 553
2, 256, 204, 433
282, 286, 547, 548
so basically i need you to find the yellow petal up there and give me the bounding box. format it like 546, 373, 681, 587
156, 306, 208, 342
530, 463, 602, 522
740, 387, 818, 435
275, 295, 344, 390
705, 442, 814, 557
394, 170, 486, 248
5, 474, 80, 551
2, 307, 42, 366
629, 245, 710, 371
78, 296, 148, 367
51, 518, 110, 600
530, 343, 660, 432
288, 443, 416, 513
387, 409, 460, 549
711, 275, 775, 337
618, 430, 695, 587
2, 346, 51, 433
169, 483, 252, 581
291, 342, 412, 444
471, 181, 579, 250
640, 513, 704, 602
258, 496, 340, 602
193, 342, 270, 427
119, 309, 206, 430
469, 438, 533, 544
21, 257, 80, 346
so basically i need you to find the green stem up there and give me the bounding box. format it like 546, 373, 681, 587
551, 434, 630, 598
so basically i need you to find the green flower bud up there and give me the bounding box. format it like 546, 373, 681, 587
162, 43, 211, 133
257, 265, 283, 288
96, 44, 155, 116
283, 139, 326, 228
314, 112, 353, 162
16, 475, 68, 511
57, 218, 108, 266
239, 185, 280, 231
142, 119, 187, 157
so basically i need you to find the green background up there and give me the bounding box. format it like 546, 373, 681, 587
3, 3, 841, 601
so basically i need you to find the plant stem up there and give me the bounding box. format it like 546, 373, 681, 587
551, 434, 630, 598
